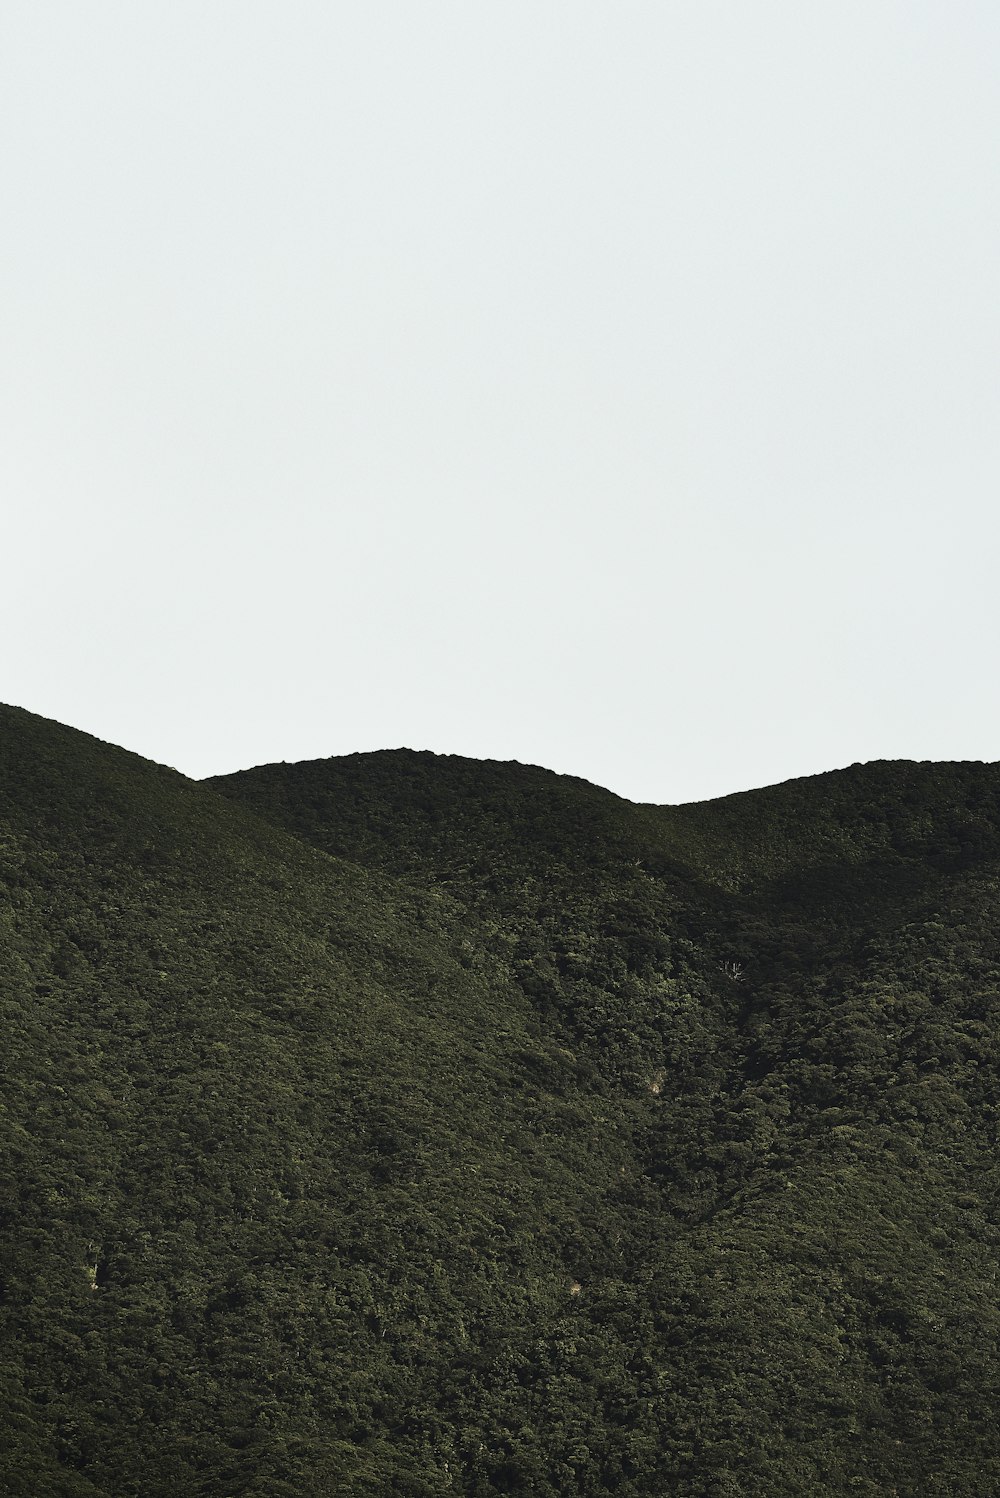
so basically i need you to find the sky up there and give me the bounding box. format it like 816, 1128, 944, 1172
3, 2, 998, 805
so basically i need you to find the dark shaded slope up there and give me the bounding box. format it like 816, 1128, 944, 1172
661, 756, 1000, 889
211, 748, 1000, 901
209, 749, 657, 886
0, 710, 676, 1496
211, 748, 1000, 1495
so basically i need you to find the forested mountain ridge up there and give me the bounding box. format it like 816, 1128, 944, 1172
3, 703, 1000, 1495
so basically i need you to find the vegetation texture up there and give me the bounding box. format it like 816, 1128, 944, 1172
2, 703, 1000, 1495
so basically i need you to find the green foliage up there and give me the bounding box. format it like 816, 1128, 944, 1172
2, 707, 1000, 1492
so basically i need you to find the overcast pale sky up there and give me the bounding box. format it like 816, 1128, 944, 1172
3, 2, 998, 803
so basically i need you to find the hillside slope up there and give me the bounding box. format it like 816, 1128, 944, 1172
0, 711, 651, 1495
212, 749, 1000, 1494
1, 708, 999, 1494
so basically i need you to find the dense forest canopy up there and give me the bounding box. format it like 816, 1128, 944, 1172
2, 703, 999, 1495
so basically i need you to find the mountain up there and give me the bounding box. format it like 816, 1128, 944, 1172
2, 704, 1000, 1495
